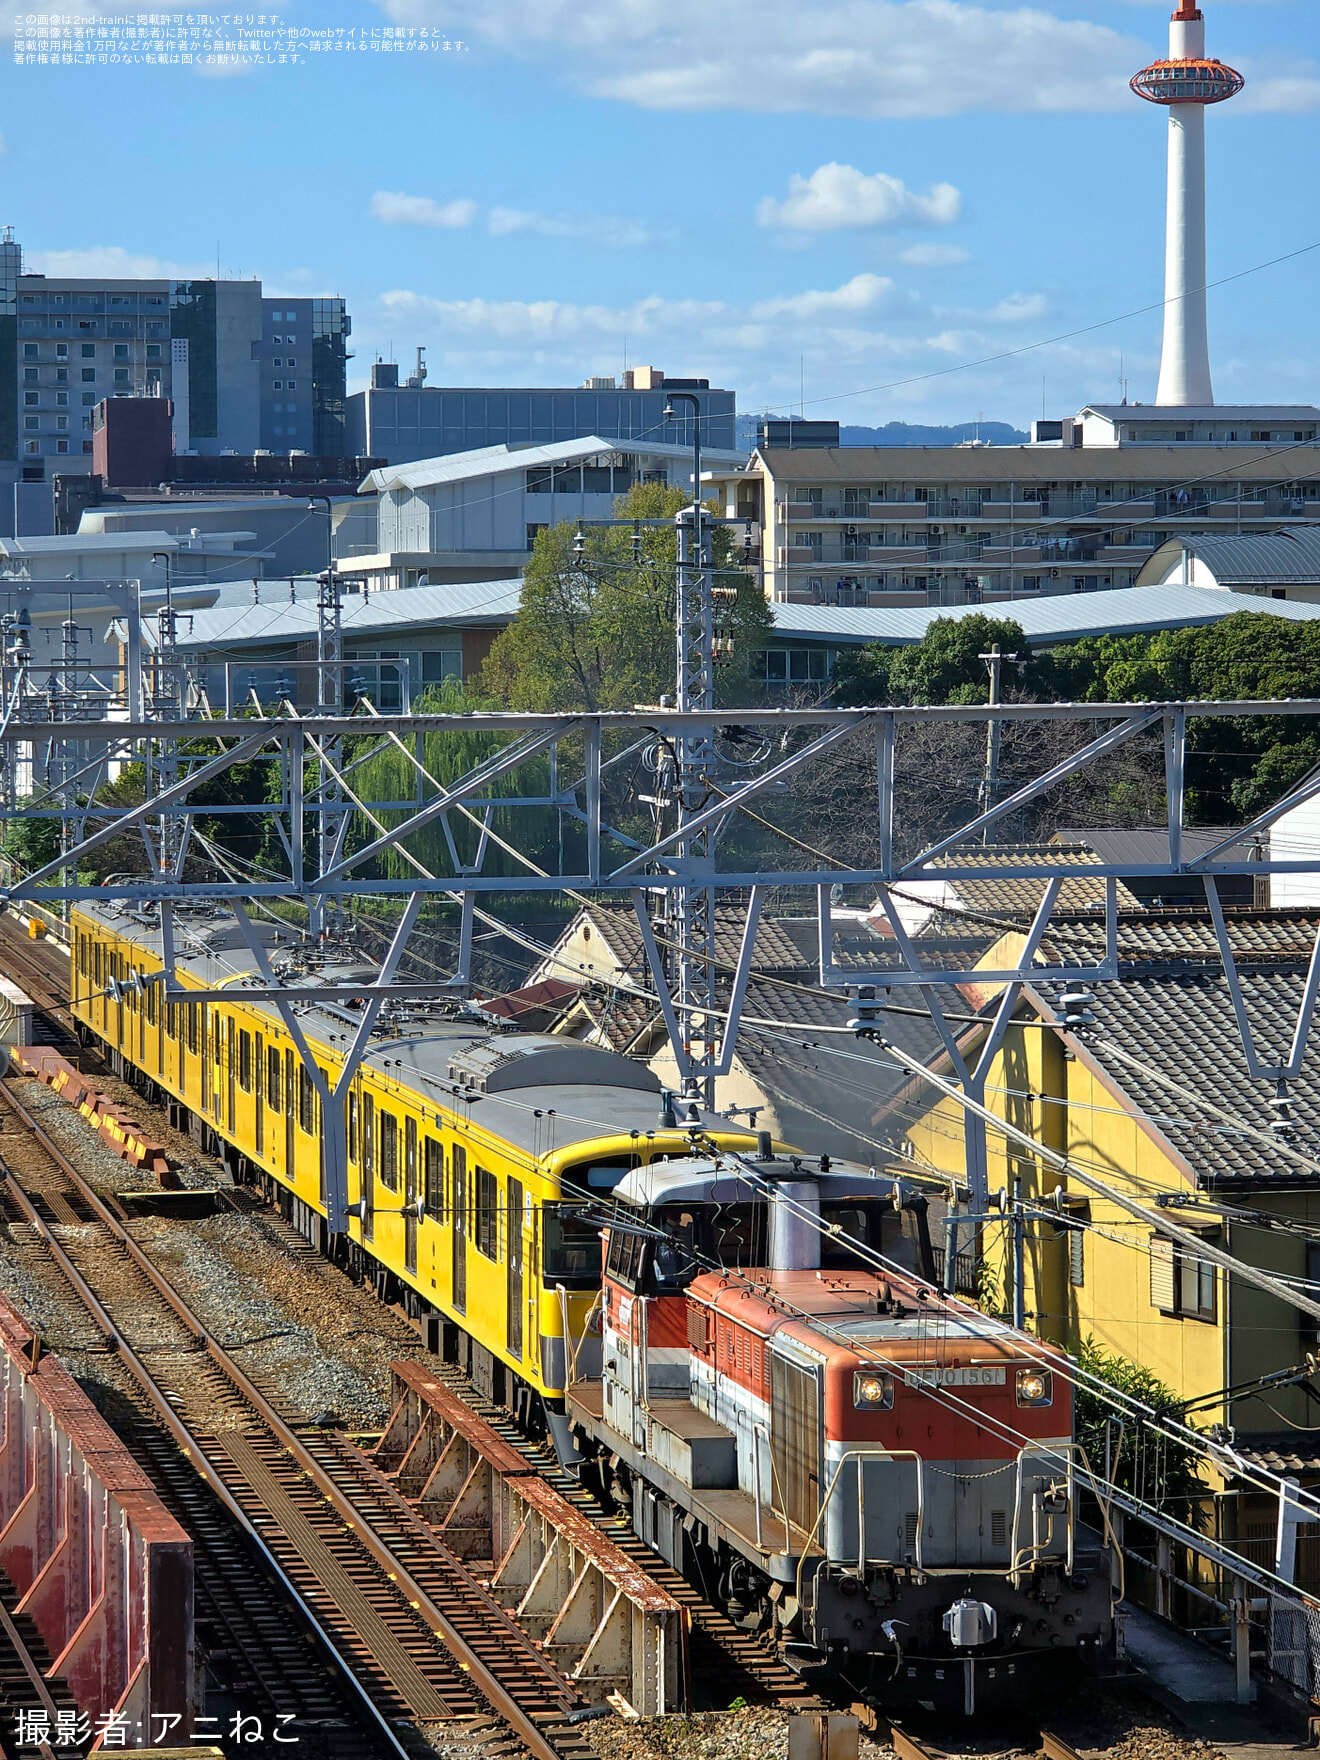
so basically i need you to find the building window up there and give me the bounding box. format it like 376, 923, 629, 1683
526, 523, 547, 550
1150, 1233, 1217, 1321
23, 393, 37, 407
114, 370, 130, 385
380, 1111, 399, 1191
286, 356, 296, 367
82, 440, 93, 454
23, 344, 37, 360
81, 344, 95, 358
146, 344, 161, 361
421, 651, 462, 685
55, 344, 67, 359
24, 441, 39, 453
55, 369, 67, 386
475, 1167, 499, 1260
56, 441, 68, 453
286, 380, 296, 390
23, 369, 37, 385
56, 417, 67, 431
24, 418, 38, 431
56, 393, 67, 408
114, 344, 129, 360
82, 368, 95, 382
273, 381, 282, 391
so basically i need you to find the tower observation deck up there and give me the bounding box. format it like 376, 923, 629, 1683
1131, 2, 1244, 407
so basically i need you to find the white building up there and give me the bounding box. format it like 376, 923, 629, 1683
355, 435, 746, 589
1136, 529, 1320, 602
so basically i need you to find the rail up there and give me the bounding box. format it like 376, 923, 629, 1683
0, 1076, 583, 1760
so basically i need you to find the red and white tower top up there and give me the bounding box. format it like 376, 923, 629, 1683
1131, 2, 1244, 406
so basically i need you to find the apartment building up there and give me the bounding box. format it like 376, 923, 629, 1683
715, 403, 1320, 607
0, 232, 350, 482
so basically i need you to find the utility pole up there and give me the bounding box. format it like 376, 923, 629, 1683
1011, 1176, 1026, 1329
310, 496, 343, 941
979, 643, 1018, 843
664, 390, 719, 1113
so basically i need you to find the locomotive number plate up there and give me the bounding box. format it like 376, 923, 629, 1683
904, 1366, 1006, 1387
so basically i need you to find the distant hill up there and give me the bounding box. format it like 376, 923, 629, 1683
735, 414, 1029, 449
841, 420, 1029, 447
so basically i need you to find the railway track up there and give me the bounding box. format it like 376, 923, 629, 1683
888, 1721, 1085, 1760
0, 1077, 607, 1760
0, 917, 79, 1054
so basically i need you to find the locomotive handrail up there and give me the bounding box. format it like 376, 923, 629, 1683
1009, 1443, 1076, 1586
750, 1422, 791, 1556
558, 1281, 604, 1389
795, 1448, 926, 1610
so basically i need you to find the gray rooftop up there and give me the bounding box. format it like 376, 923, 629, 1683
168, 577, 524, 652
362, 435, 746, 496
1146, 529, 1320, 586
1082, 405, 1320, 423
770, 584, 1320, 649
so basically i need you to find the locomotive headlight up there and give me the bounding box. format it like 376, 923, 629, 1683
853, 1371, 894, 1409
1016, 1368, 1053, 1407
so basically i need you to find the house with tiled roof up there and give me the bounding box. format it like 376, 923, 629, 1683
883, 903, 1320, 1551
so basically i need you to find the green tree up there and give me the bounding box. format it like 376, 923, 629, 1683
481, 482, 772, 713
1074, 1336, 1202, 1508
834, 614, 1032, 706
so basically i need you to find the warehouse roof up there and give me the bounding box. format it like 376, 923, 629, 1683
1138, 528, 1320, 588
771, 583, 1320, 648
169, 577, 523, 652
362, 435, 745, 495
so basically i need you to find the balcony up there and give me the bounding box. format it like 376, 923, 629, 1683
980, 545, 1044, 565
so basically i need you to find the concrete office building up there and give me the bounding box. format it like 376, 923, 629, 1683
0, 232, 350, 486
346, 362, 736, 467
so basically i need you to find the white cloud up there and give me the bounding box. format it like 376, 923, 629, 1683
487, 208, 655, 247
21, 245, 211, 278
758, 164, 960, 231
370, 190, 477, 228
986, 292, 1049, 322
900, 243, 969, 266
1236, 73, 1320, 113
376, 0, 1149, 117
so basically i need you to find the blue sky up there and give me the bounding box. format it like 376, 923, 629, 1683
0, 0, 1316, 429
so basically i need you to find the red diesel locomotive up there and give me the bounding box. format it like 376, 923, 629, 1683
565, 1144, 1115, 1716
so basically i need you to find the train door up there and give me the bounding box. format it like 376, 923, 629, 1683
404, 1117, 419, 1275
507, 1178, 524, 1360
254, 1033, 264, 1157
771, 1354, 822, 1539
452, 1145, 467, 1314
362, 1094, 375, 1242
226, 1017, 236, 1134
284, 1048, 295, 1182
201, 1006, 209, 1112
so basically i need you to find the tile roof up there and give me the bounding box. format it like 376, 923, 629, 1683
1032, 912, 1320, 1187
929, 843, 1146, 917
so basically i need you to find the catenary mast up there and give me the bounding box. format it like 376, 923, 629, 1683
1131, 1, 1244, 406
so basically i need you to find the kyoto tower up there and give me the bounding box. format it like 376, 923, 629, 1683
1131, 2, 1244, 406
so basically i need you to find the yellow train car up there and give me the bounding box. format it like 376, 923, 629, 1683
68, 900, 762, 1438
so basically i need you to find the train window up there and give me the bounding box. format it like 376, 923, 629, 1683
606, 1226, 643, 1287
709, 1202, 765, 1269
821, 1202, 882, 1270
380, 1113, 399, 1191
298, 1065, 316, 1135
347, 1093, 358, 1163
543, 1204, 601, 1290
474, 1168, 499, 1259
424, 1138, 443, 1216
563, 1155, 637, 1193
363, 1095, 375, 1177
187, 1003, 199, 1055
146, 982, 158, 1026
78, 936, 88, 977
93, 942, 103, 985
450, 1143, 464, 1214
238, 1030, 252, 1092
266, 1046, 281, 1111
650, 1207, 701, 1292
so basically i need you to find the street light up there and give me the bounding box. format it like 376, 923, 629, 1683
307, 494, 336, 577
663, 391, 703, 508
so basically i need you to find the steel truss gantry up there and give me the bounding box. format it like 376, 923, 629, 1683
8, 639, 1320, 1223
